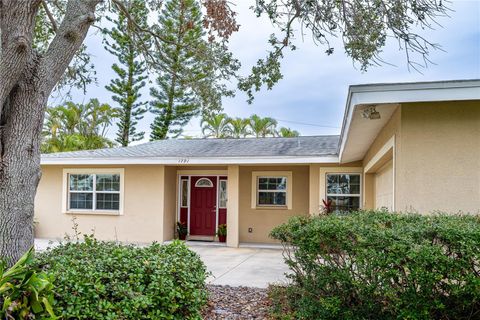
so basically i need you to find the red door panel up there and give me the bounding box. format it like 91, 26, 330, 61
190, 176, 217, 236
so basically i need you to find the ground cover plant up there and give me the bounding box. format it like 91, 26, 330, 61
270, 211, 480, 320
0, 248, 56, 319
36, 237, 208, 319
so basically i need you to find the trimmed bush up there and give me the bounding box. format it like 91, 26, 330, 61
270, 211, 480, 320
36, 237, 208, 319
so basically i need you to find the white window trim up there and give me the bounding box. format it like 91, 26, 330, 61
62, 168, 125, 215
325, 173, 362, 211
251, 171, 293, 210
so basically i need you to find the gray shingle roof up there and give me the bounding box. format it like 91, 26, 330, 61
42, 135, 340, 159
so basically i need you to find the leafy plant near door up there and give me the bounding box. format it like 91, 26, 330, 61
177, 221, 188, 240
217, 224, 227, 242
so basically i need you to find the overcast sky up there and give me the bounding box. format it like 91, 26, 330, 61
67, 0, 480, 140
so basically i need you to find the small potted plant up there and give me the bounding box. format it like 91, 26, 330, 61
177, 221, 188, 240
217, 224, 227, 243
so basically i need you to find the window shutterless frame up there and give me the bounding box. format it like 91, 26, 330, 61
68, 174, 120, 212
62, 168, 124, 215
325, 173, 362, 211
256, 176, 288, 207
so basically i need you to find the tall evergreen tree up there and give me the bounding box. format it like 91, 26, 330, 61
103, 0, 149, 146
149, 0, 239, 140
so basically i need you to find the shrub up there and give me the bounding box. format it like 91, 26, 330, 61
36, 237, 208, 319
270, 211, 480, 320
0, 248, 56, 319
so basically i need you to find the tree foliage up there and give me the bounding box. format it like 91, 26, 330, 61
104, 0, 150, 146
201, 112, 231, 138
201, 113, 301, 138
42, 99, 117, 153
240, 0, 450, 103
149, 0, 240, 140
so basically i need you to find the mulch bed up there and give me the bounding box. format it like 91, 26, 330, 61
203, 285, 271, 319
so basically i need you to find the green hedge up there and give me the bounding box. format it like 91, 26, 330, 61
36, 237, 208, 319
270, 211, 480, 320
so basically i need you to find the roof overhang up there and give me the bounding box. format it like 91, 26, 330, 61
339, 79, 480, 163
41, 155, 340, 166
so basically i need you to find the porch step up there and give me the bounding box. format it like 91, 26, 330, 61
188, 235, 216, 242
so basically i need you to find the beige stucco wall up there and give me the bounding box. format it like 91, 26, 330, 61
238, 165, 310, 243
35, 165, 169, 243
395, 100, 480, 213
162, 166, 177, 241
374, 160, 393, 210
362, 107, 400, 209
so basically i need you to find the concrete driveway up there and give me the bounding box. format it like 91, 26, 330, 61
35, 239, 289, 288
188, 245, 289, 288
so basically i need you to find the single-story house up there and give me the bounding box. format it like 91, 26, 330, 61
35, 79, 480, 246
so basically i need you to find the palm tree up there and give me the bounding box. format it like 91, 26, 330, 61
248, 114, 277, 138
42, 99, 117, 153
277, 127, 300, 137
227, 117, 250, 138
201, 113, 230, 138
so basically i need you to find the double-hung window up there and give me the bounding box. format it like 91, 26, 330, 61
66, 170, 123, 213
251, 171, 292, 209
257, 177, 287, 207
326, 173, 361, 212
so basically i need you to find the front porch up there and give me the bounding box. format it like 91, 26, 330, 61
166, 164, 320, 247
172, 167, 241, 247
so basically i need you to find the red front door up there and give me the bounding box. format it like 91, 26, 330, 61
190, 176, 217, 236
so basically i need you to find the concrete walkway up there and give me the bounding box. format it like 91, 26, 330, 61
34, 239, 289, 288
189, 245, 289, 288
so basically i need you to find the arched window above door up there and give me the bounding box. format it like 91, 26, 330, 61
195, 178, 213, 188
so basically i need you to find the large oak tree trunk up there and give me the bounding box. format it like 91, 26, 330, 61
0, 79, 46, 265
0, 0, 101, 265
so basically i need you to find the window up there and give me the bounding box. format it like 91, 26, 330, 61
65, 170, 123, 213
195, 178, 213, 188
251, 171, 292, 209
180, 179, 188, 208
257, 177, 287, 206
326, 173, 361, 212
219, 180, 227, 208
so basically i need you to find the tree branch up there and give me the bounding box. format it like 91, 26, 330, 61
37, 0, 102, 95
41, 0, 58, 32
111, 0, 176, 46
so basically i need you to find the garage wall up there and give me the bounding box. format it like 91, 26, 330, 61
362, 108, 401, 210
374, 160, 393, 210
396, 100, 480, 213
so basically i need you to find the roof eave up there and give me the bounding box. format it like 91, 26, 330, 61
338, 79, 480, 163
41, 155, 340, 165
